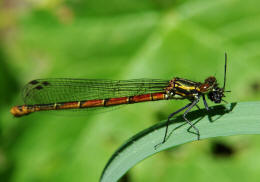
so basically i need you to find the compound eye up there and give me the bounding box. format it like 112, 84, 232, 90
208, 91, 222, 103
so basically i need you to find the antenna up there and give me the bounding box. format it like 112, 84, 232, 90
223, 52, 227, 90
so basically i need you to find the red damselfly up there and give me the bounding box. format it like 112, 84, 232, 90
11, 54, 229, 146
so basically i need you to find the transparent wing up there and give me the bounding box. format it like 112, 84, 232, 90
22, 78, 169, 105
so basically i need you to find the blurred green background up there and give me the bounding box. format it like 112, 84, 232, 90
1, 0, 260, 181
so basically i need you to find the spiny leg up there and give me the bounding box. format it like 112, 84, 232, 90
183, 97, 201, 140
154, 102, 192, 150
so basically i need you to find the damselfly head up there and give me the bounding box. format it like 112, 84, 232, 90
207, 87, 224, 103
207, 53, 228, 104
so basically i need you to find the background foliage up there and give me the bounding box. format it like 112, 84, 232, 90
1, 0, 260, 181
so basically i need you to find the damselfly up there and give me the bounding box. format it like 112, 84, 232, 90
11, 54, 229, 146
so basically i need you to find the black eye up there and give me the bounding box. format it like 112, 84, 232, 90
214, 94, 222, 103
208, 91, 223, 103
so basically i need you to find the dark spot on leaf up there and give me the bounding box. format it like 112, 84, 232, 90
211, 141, 235, 158
35, 85, 43, 90
29, 80, 39, 85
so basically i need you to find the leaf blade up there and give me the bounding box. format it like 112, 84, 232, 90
100, 101, 260, 182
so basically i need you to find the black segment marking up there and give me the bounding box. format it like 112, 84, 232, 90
79, 101, 82, 108
104, 99, 109, 106
176, 87, 191, 95
55, 103, 61, 109
128, 96, 134, 104
190, 89, 199, 94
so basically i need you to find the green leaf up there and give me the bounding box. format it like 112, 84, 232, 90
100, 101, 260, 182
